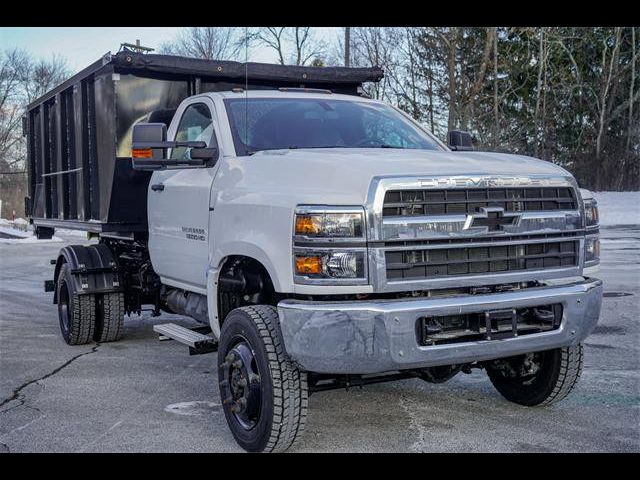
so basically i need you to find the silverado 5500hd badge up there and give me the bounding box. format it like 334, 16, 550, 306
181, 226, 206, 241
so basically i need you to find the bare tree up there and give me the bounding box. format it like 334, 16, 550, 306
595, 27, 622, 160
292, 27, 325, 66
251, 27, 287, 65
160, 27, 242, 60
0, 49, 29, 171
628, 27, 636, 152
349, 27, 401, 101
0, 49, 69, 172
250, 27, 326, 66
441, 27, 459, 132
22, 54, 69, 103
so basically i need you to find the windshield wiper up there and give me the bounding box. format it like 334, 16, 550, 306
294, 145, 406, 150
247, 146, 299, 155
247, 144, 404, 154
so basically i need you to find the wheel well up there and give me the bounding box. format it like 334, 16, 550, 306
217, 256, 277, 327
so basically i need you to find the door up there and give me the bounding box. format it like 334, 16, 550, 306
148, 99, 219, 291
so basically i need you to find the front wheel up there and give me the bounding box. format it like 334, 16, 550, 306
485, 344, 584, 406
217, 305, 308, 453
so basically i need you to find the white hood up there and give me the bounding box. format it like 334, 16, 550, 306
218, 148, 573, 207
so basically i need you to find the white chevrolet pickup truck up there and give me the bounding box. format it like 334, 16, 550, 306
26, 52, 602, 452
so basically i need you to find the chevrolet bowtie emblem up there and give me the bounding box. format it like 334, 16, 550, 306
464, 207, 520, 232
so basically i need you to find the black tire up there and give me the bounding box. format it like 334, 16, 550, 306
95, 292, 125, 342
217, 305, 308, 453
56, 263, 96, 345
485, 344, 584, 406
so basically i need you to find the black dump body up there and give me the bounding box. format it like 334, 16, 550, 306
25, 51, 383, 234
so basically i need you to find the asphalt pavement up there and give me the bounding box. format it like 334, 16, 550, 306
1, 226, 638, 452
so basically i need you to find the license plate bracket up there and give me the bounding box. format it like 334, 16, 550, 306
483, 308, 518, 340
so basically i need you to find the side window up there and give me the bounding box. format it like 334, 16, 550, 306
170, 103, 216, 160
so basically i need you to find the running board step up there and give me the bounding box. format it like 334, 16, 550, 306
153, 323, 217, 355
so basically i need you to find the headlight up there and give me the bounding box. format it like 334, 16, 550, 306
293, 206, 368, 285
294, 209, 364, 239
294, 251, 366, 279
584, 235, 600, 265
584, 198, 599, 228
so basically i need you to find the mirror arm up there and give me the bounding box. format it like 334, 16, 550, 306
132, 158, 207, 171
132, 140, 207, 150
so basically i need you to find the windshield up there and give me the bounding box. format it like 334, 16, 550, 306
224, 97, 443, 156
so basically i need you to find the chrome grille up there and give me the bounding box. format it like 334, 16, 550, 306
385, 240, 579, 280
367, 175, 584, 292
382, 187, 576, 217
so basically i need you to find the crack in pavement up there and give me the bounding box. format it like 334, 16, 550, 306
0, 344, 100, 412
1, 399, 43, 416
0, 442, 10, 453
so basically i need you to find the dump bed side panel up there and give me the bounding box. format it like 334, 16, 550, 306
27, 69, 189, 232
25, 52, 384, 233
27, 67, 123, 230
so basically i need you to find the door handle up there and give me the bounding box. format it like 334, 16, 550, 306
151, 183, 165, 192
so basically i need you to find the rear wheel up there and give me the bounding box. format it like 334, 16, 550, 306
57, 263, 96, 345
485, 344, 584, 406
95, 292, 125, 342
217, 305, 308, 453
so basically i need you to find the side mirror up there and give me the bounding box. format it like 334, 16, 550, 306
447, 130, 475, 151
132, 123, 167, 164
131, 122, 215, 170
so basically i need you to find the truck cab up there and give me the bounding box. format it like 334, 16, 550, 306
27, 52, 602, 453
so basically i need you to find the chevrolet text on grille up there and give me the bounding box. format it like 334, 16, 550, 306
418, 176, 568, 188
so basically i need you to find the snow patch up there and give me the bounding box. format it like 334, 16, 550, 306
56, 228, 90, 237
164, 401, 221, 416
592, 192, 640, 227
0, 235, 63, 244
0, 225, 31, 238
0, 226, 62, 244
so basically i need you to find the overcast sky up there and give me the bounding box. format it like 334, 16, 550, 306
0, 27, 342, 73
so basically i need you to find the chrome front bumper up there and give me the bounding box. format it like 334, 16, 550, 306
277, 278, 603, 374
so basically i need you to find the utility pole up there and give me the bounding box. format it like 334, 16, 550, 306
345, 27, 351, 67
120, 39, 155, 54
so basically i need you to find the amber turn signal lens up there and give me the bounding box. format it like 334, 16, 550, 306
132, 148, 153, 158
295, 215, 321, 235
295, 256, 323, 275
